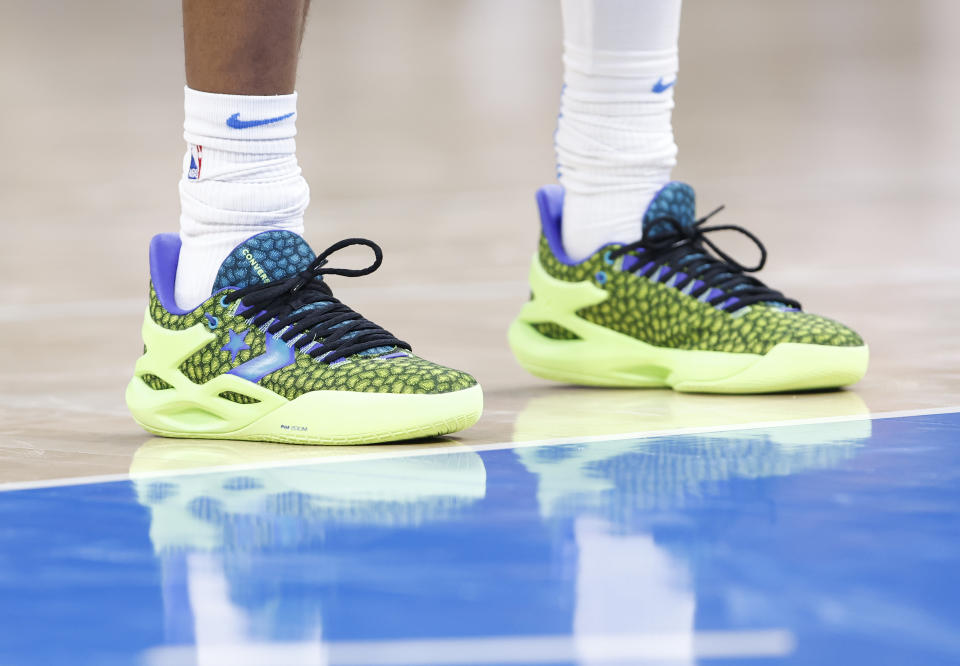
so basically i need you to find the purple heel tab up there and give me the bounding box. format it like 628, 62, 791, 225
536, 185, 581, 266
149, 233, 193, 315
536, 184, 564, 232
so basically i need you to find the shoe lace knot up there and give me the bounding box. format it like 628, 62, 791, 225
223, 238, 411, 362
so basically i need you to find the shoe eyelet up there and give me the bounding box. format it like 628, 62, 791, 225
595, 271, 608, 285
219, 295, 230, 309
205, 314, 219, 330
603, 250, 615, 266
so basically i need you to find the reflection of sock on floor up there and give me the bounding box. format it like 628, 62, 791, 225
557, 0, 682, 261
175, 86, 309, 310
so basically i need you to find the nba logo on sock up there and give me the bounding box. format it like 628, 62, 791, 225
187, 144, 203, 180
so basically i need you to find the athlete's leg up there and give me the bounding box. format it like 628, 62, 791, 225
175, 0, 311, 309
183, 0, 310, 95
557, 0, 681, 261
507, 0, 867, 393
125, 1, 482, 444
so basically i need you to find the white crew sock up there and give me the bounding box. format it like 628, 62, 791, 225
175, 86, 310, 310
557, 0, 682, 260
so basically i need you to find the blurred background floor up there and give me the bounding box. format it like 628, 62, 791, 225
1, 0, 958, 483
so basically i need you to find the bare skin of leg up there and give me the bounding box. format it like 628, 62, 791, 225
183, 0, 311, 95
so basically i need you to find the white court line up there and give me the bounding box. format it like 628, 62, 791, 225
141, 629, 796, 665
1, 405, 957, 494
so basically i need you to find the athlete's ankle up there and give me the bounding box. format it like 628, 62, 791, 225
175, 87, 308, 310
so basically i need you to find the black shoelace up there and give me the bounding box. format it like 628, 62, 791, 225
608, 207, 801, 312
222, 238, 411, 361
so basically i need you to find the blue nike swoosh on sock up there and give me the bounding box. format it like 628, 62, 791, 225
652, 77, 677, 93
226, 112, 295, 129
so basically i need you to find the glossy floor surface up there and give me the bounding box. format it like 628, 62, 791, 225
1, 1, 960, 664
1, 0, 960, 483
2, 410, 959, 665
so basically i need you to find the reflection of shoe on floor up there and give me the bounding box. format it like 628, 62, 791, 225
510, 183, 869, 393
512, 386, 871, 444
126, 231, 482, 445
130, 438, 487, 551
514, 403, 871, 519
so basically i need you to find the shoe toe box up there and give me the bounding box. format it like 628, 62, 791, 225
777, 310, 864, 348
263, 352, 478, 398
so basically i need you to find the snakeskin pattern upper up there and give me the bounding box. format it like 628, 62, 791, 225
536, 235, 864, 354
149, 285, 477, 397
212, 230, 316, 291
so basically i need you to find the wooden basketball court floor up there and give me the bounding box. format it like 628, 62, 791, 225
0, 2, 958, 665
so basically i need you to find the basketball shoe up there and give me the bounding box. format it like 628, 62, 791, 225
126, 231, 482, 444
509, 183, 868, 393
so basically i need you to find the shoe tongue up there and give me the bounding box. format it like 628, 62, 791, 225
212, 230, 316, 294
642, 182, 697, 242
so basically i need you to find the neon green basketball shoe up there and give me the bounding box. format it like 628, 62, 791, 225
509, 183, 868, 393
126, 231, 482, 444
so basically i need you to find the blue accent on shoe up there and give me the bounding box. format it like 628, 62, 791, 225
204, 314, 219, 330
221, 328, 250, 362
637, 261, 655, 276
149, 234, 193, 316
228, 332, 296, 383
643, 182, 697, 241
651, 77, 676, 94
595, 271, 608, 285
213, 230, 316, 293
536, 185, 572, 263
225, 112, 295, 130
536, 186, 621, 267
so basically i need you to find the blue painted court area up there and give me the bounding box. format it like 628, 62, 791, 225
1, 411, 958, 666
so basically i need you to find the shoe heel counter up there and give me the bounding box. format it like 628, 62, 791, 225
147, 281, 163, 327
132, 282, 160, 367
536, 234, 557, 277
535, 185, 578, 272
133, 302, 164, 375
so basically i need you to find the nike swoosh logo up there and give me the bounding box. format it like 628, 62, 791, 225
226, 112, 295, 129
651, 77, 676, 94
